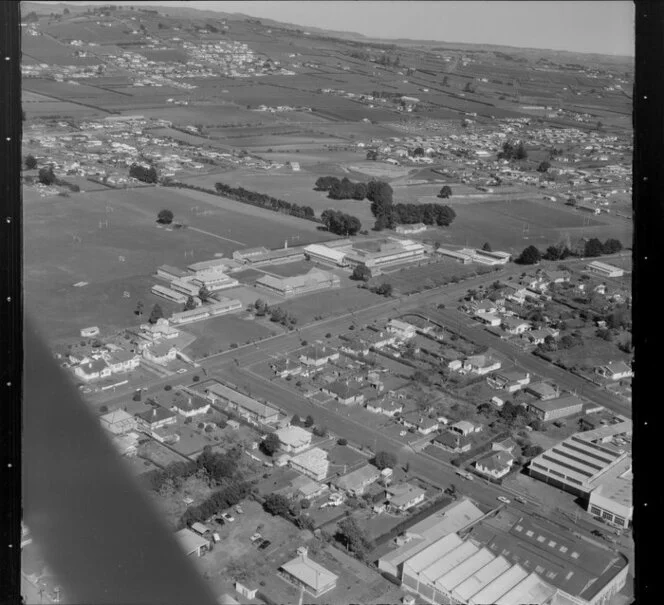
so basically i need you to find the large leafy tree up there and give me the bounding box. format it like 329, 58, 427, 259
516, 245, 541, 265
373, 450, 397, 470
157, 209, 174, 224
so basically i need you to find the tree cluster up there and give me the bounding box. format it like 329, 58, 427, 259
25, 154, 38, 170
38, 166, 57, 186
350, 265, 372, 282
214, 182, 315, 221
260, 432, 281, 457
391, 202, 456, 227
320, 209, 362, 236
371, 283, 393, 297
336, 517, 373, 559
179, 480, 251, 529
156, 209, 174, 225
267, 305, 298, 328
129, 163, 158, 184
373, 450, 397, 470
438, 185, 453, 199
497, 140, 528, 161
314, 176, 368, 201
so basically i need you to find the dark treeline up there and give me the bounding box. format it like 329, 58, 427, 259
129, 163, 158, 183
315, 176, 367, 200
320, 209, 362, 236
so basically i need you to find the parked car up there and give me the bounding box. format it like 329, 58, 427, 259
234, 505, 244, 514
497, 496, 511, 505
250, 533, 262, 543
591, 529, 603, 538
177, 368, 187, 374
514, 496, 527, 504
220, 512, 235, 523
258, 539, 271, 551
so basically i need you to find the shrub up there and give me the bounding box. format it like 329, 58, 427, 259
164, 385, 172, 391
193, 375, 200, 382
337, 438, 348, 446
230, 343, 238, 349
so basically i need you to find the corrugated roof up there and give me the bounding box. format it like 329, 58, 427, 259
420, 540, 479, 584
435, 547, 495, 592
469, 564, 529, 604
281, 555, 338, 591
494, 572, 557, 605
405, 533, 464, 575
453, 556, 512, 602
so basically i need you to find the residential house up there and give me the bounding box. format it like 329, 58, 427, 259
542, 269, 571, 284
299, 345, 339, 367
274, 426, 313, 454
135, 405, 178, 431
320, 380, 365, 405
385, 483, 426, 512
361, 329, 398, 350
487, 371, 531, 393
524, 328, 559, 345
491, 437, 518, 454
432, 431, 473, 453
524, 382, 560, 400
474, 451, 515, 479
270, 357, 302, 378
73, 358, 112, 382
387, 319, 417, 340
469, 299, 498, 315
524, 395, 584, 422
279, 551, 338, 597
338, 336, 371, 356
449, 420, 482, 437
463, 354, 502, 376
401, 412, 440, 435
366, 394, 404, 417
170, 391, 211, 417
289, 447, 330, 481
474, 312, 502, 327
104, 349, 141, 374
143, 342, 178, 365
501, 317, 531, 335
595, 362, 633, 381
334, 464, 381, 497
99, 409, 137, 435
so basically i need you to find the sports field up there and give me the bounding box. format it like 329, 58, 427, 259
23, 185, 336, 343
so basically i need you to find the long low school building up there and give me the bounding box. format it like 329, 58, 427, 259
303, 243, 348, 267
343, 238, 425, 271
256, 268, 341, 297
586, 261, 625, 278
151, 284, 188, 304
169, 298, 242, 324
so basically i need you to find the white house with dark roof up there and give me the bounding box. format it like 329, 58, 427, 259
502, 317, 531, 335
386, 482, 426, 512
104, 349, 141, 374
366, 394, 404, 417
135, 405, 178, 431
401, 412, 440, 435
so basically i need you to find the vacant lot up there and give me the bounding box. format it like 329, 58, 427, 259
279, 286, 380, 323
183, 315, 279, 359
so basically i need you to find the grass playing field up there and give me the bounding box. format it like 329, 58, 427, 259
23, 184, 337, 343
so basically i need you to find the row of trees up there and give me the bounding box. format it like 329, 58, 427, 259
314, 176, 368, 201
320, 209, 362, 236
214, 182, 316, 221
129, 163, 159, 184
516, 238, 623, 265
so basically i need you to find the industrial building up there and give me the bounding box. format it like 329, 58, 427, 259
398, 507, 629, 605
378, 499, 485, 578
151, 284, 189, 304
529, 421, 632, 528
256, 268, 340, 297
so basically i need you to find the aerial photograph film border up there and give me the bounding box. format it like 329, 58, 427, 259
3, 1, 658, 604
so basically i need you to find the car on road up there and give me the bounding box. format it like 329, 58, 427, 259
591, 529, 604, 538
514, 496, 527, 504
257, 539, 271, 551
177, 368, 187, 374
497, 496, 511, 505
250, 533, 262, 543
220, 512, 235, 523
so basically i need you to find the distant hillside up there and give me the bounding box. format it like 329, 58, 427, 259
21, 1, 633, 67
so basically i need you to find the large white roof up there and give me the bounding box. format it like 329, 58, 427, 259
304, 244, 346, 262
